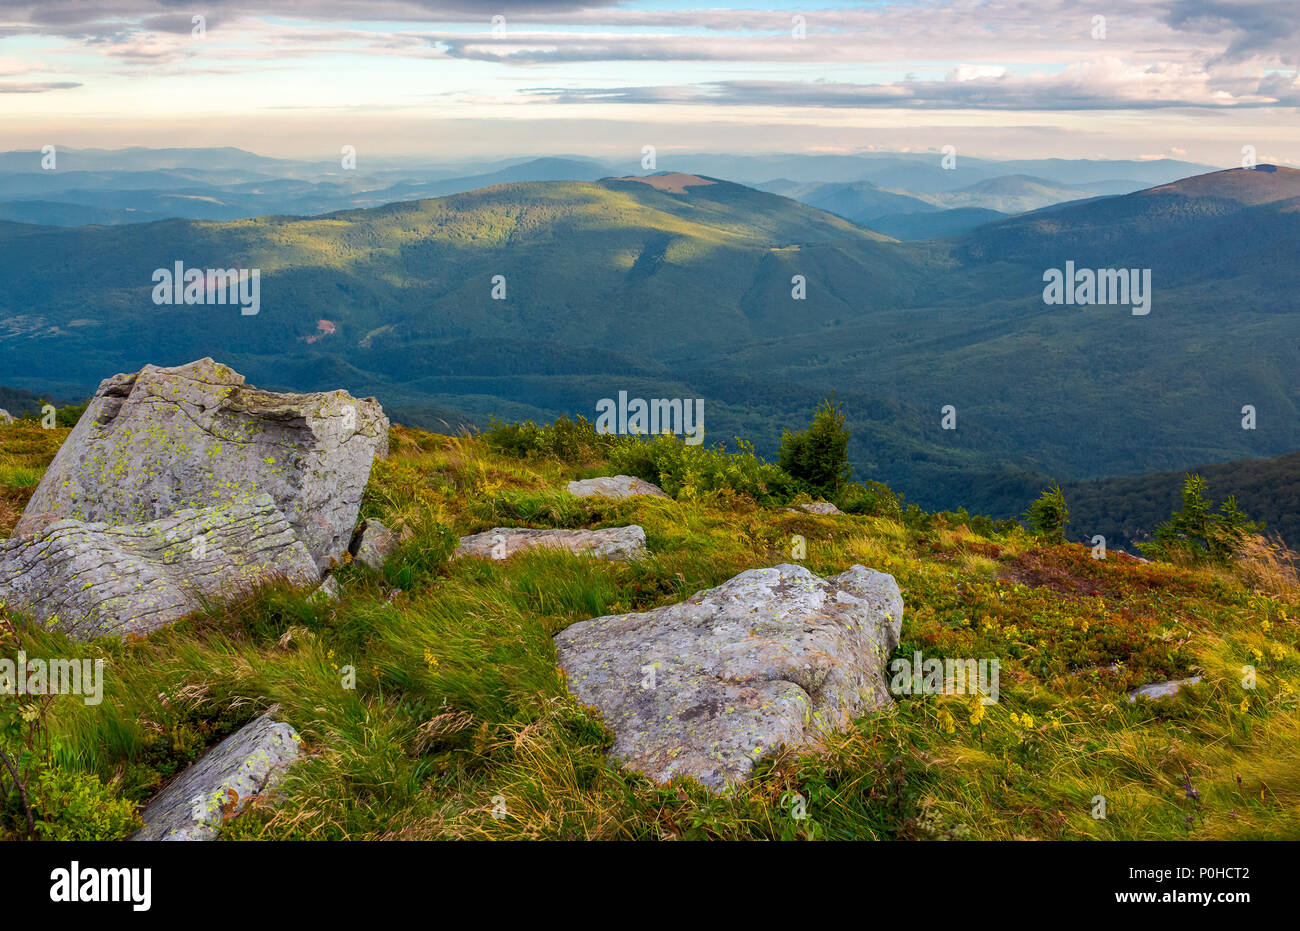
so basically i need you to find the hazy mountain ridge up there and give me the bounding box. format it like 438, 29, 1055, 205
0, 146, 1218, 229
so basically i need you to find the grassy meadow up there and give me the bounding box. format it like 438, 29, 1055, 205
1, 419, 1298, 841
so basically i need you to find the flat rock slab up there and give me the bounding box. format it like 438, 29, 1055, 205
554, 563, 903, 789
1127, 676, 1203, 702
132, 713, 302, 841
0, 493, 318, 640
14, 358, 388, 572
456, 526, 646, 561
787, 502, 843, 515
567, 476, 668, 500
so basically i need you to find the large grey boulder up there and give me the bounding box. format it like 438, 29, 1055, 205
0, 493, 318, 640
456, 526, 646, 561
554, 563, 903, 789
132, 713, 302, 841
13, 358, 388, 571
0, 408, 13, 425
567, 475, 668, 500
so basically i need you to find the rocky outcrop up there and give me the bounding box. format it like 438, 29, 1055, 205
456, 526, 647, 561
1127, 676, 1202, 702
0, 493, 318, 640
567, 475, 668, 500
132, 713, 302, 841
350, 519, 396, 570
554, 563, 903, 789
13, 358, 388, 571
0, 408, 12, 425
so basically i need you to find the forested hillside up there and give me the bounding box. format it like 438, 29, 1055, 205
0, 168, 1296, 514
1063, 452, 1300, 551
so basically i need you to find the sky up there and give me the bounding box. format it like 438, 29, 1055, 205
0, 0, 1297, 165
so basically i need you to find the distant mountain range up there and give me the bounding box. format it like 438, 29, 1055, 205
0, 146, 1217, 232
0, 160, 1295, 527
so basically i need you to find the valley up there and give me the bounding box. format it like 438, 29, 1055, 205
0, 161, 1296, 544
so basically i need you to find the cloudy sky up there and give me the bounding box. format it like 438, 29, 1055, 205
1, 0, 1297, 165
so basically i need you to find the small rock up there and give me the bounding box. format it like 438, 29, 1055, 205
132, 713, 302, 841
350, 519, 396, 570
1126, 676, 1202, 702
312, 575, 340, 602
554, 563, 903, 789
456, 526, 647, 561
0, 493, 319, 640
567, 475, 668, 500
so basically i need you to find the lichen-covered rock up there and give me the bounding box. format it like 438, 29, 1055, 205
0, 408, 13, 425
350, 519, 396, 570
456, 526, 646, 561
132, 713, 302, 841
567, 475, 668, 500
1127, 676, 1202, 702
0, 493, 318, 640
13, 358, 388, 571
554, 563, 903, 789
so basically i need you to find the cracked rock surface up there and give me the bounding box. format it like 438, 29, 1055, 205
0, 493, 318, 639
14, 358, 388, 571
567, 475, 668, 500
132, 713, 302, 841
554, 563, 903, 789
456, 525, 647, 561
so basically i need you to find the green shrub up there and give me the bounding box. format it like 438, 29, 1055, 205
841, 480, 904, 520
31, 768, 140, 841
607, 435, 802, 504
777, 396, 852, 498
483, 416, 612, 463
1025, 483, 1069, 542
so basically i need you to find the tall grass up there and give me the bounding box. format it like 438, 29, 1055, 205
2, 425, 1297, 840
